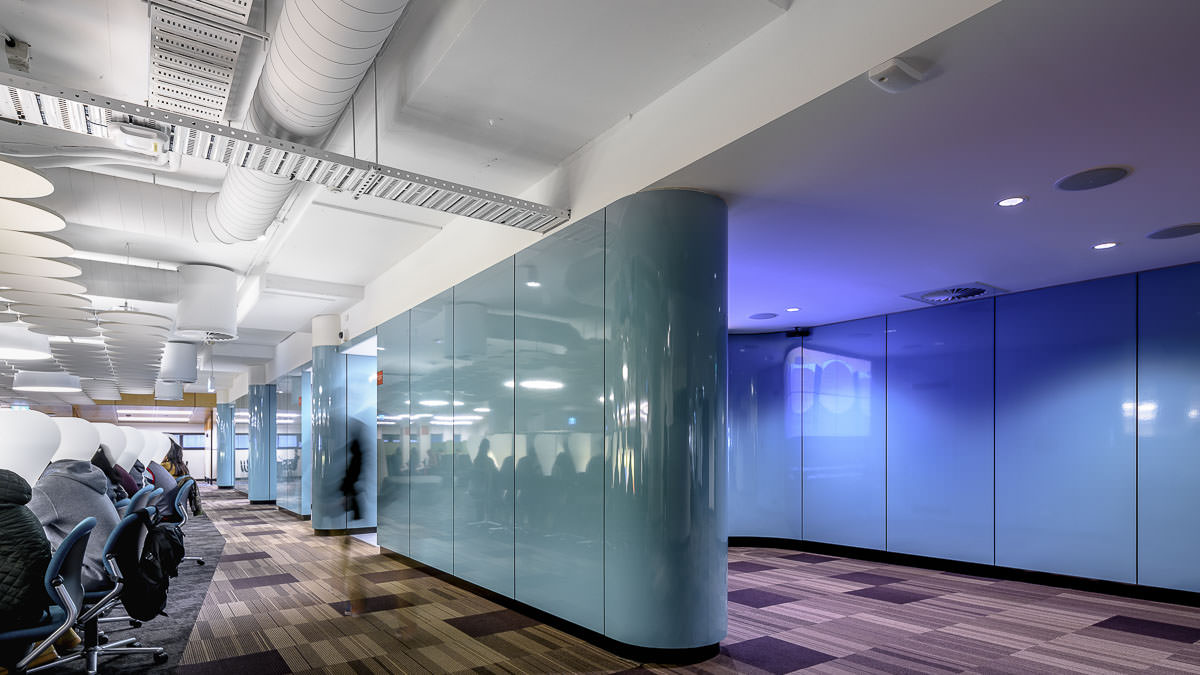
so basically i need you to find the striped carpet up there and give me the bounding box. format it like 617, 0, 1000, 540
178, 487, 1200, 673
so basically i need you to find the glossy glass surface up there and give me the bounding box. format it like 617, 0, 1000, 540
276, 373, 302, 514
214, 403, 234, 488
886, 301, 994, 564
995, 276, 1136, 582
247, 384, 277, 502
299, 369, 312, 516
234, 395, 249, 494
452, 259, 515, 596
604, 190, 728, 648
377, 313, 410, 555
727, 333, 804, 540
310, 345, 347, 531
1138, 263, 1200, 591
346, 353, 378, 529
802, 317, 886, 550
409, 290, 455, 570
514, 213, 604, 631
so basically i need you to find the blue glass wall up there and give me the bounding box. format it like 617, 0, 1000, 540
801, 317, 886, 550
376, 190, 728, 650
247, 384, 277, 502
300, 369, 312, 516
276, 373, 303, 514
310, 345, 347, 531
1138, 264, 1200, 592
887, 301, 994, 564
345, 353, 378, 530
233, 395, 249, 494
214, 403, 234, 488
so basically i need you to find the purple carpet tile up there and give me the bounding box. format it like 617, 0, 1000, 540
847, 584, 935, 604
227, 573, 299, 590
728, 588, 797, 609
219, 551, 272, 563
833, 571, 905, 585
729, 561, 777, 573
1092, 615, 1200, 643
177, 649, 291, 675
328, 593, 413, 615
723, 636, 835, 674
361, 568, 430, 584
242, 529, 284, 537
781, 552, 837, 564
445, 609, 541, 638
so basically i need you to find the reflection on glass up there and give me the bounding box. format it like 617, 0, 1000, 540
346, 353, 378, 529
377, 313, 410, 555
234, 395, 249, 494
409, 289, 454, 571
276, 372, 304, 515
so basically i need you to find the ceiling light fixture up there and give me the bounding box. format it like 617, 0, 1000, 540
1093, 242, 1118, 250
0, 324, 53, 360
14, 371, 82, 393
996, 196, 1026, 207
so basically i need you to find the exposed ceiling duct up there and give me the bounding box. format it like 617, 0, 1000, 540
196, 0, 410, 243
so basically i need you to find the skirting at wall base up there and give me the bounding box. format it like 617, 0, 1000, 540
217, 485, 233, 489
729, 536, 1200, 608
277, 507, 311, 521
249, 499, 276, 505
314, 527, 375, 536
379, 547, 719, 665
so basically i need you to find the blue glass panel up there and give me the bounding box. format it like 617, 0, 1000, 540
276, 374, 302, 514
515, 213, 604, 631
453, 259, 515, 596
234, 395, 249, 494
248, 384, 277, 502
377, 313, 410, 556
214, 404, 234, 488
886, 301, 994, 564
310, 345, 347, 531
802, 316, 886, 549
346, 354, 378, 529
300, 369, 312, 516
1138, 263, 1200, 591
727, 333, 803, 540
409, 290, 455, 571
995, 275, 1136, 582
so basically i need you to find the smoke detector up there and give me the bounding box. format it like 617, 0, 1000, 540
867, 58, 927, 93
903, 282, 1006, 306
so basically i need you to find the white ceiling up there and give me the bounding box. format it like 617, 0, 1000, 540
656, 0, 1200, 331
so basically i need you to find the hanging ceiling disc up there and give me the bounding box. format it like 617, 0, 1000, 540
0, 160, 54, 199
96, 310, 172, 328
0, 273, 87, 295
0, 231, 74, 258
10, 305, 94, 321
0, 253, 82, 278
0, 290, 91, 308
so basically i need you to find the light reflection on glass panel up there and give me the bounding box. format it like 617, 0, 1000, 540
276, 373, 303, 514
234, 394, 249, 494
377, 313, 410, 556
453, 259, 515, 596
409, 290, 455, 571
347, 353, 378, 529
802, 317, 886, 549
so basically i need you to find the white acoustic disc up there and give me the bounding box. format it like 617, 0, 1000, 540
0, 199, 66, 232
0, 253, 81, 278
0, 312, 17, 323
0, 231, 74, 258
0, 290, 90, 308
0, 161, 54, 199
0, 274, 86, 295
96, 310, 172, 328
10, 305, 94, 321
20, 316, 98, 330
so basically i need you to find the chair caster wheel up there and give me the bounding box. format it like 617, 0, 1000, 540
154, 653, 169, 664
197, 560, 206, 566
129, 620, 142, 628
99, 635, 109, 644
131, 642, 142, 648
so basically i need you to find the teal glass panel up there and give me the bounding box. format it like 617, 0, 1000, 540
276, 373, 302, 514
1138, 263, 1200, 591
248, 384, 277, 502
300, 369, 312, 516
995, 275, 1136, 582
310, 345, 347, 531
346, 353, 378, 529
886, 301, 994, 564
604, 190, 728, 649
409, 289, 455, 570
514, 213, 604, 631
727, 333, 804, 540
377, 313, 410, 555
453, 258, 515, 596
214, 403, 234, 488
802, 316, 886, 549
234, 395, 249, 494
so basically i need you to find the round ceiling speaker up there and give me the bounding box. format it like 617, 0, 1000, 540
51, 417, 100, 462
159, 341, 198, 382
0, 409, 60, 486
0, 160, 53, 199
0, 253, 82, 278
13, 370, 82, 393
0, 199, 65, 233
154, 380, 184, 401
0, 230, 73, 258
96, 310, 172, 328
176, 264, 237, 341
0, 290, 90, 308
10, 304, 94, 321
1055, 166, 1130, 191
0, 273, 85, 295
0, 324, 52, 360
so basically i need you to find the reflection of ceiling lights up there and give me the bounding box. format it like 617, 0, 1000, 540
410, 413, 433, 419
430, 419, 475, 426
1093, 242, 1118, 250
434, 414, 482, 422
0, 325, 53, 360
996, 196, 1026, 207
473, 407, 490, 413
14, 370, 81, 392
117, 409, 192, 416
418, 399, 449, 407
520, 379, 564, 390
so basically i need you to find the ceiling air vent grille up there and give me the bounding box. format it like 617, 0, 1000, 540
903, 282, 1006, 306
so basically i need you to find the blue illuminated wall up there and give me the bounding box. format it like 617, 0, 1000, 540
729, 263, 1200, 592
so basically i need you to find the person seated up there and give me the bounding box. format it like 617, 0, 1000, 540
91, 446, 129, 503
0, 469, 52, 632
158, 440, 190, 479
128, 459, 146, 487
28, 460, 121, 592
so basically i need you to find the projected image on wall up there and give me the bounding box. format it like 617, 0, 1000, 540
793, 347, 872, 437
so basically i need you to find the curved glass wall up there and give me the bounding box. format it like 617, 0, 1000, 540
233, 394, 249, 494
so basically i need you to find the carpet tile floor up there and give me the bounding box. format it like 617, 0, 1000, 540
176, 488, 1200, 673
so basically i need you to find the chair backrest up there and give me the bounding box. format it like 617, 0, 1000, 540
101, 512, 143, 581
173, 478, 195, 526
44, 517, 96, 617
126, 485, 153, 510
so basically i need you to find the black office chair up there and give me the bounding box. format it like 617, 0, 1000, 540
0, 517, 95, 673
167, 478, 204, 567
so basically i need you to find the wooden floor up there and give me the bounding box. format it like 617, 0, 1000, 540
179, 487, 1200, 673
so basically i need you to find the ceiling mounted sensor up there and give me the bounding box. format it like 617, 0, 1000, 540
866, 57, 927, 93
175, 264, 237, 341
903, 282, 1007, 306
0, 159, 53, 198
154, 380, 184, 401
159, 341, 198, 382
0, 200, 66, 232
1148, 223, 1200, 240
14, 371, 81, 393
1055, 166, 1130, 191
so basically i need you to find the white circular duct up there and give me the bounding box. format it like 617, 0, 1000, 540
0, 409, 60, 485
52, 417, 100, 462
175, 264, 237, 341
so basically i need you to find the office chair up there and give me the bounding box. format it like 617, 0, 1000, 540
119, 485, 153, 517
0, 517, 95, 673
168, 479, 204, 566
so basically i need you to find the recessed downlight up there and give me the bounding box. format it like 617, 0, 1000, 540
996, 196, 1026, 207
1093, 242, 1118, 250
785, 307, 800, 312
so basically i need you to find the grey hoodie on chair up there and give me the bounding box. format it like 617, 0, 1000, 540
28, 459, 122, 591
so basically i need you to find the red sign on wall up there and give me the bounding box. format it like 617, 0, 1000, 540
376, 370, 383, 386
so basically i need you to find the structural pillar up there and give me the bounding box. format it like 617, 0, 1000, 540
247, 370, 277, 503
604, 189, 728, 650
310, 314, 349, 533
214, 403, 235, 488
